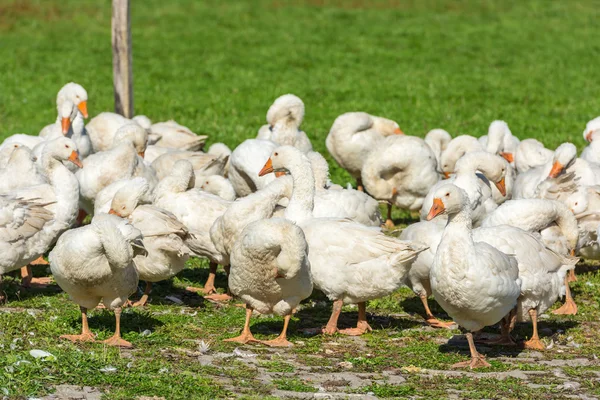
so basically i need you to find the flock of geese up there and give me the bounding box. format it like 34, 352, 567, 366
1, 83, 600, 369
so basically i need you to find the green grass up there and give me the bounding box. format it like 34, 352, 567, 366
2, 0, 600, 398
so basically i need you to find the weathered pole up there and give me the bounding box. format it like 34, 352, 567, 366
112, 0, 133, 118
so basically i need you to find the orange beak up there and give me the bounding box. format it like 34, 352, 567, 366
394, 127, 404, 135
275, 171, 286, 178
258, 158, 274, 176
426, 198, 445, 221
138, 151, 145, 158
499, 152, 514, 163
494, 177, 507, 197
68, 150, 83, 168
61, 117, 71, 134
391, 187, 398, 197
108, 208, 121, 217
77, 101, 88, 118
443, 171, 450, 179
570, 248, 575, 256
586, 130, 593, 142
548, 161, 564, 178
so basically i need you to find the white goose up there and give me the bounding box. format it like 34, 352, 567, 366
581, 131, 600, 165
480, 120, 520, 165
0, 138, 82, 290
108, 179, 191, 307
582, 116, 600, 143
424, 129, 452, 171
426, 183, 521, 369
150, 120, 208, 151
325, 112, 403, 190
256, 94, 312, 152
198, 175, 237, 201
515, 139, 553, 174
259, 146, 425, 335
50, 213, 144, 347
362, 135, 439, 226
151, 150, 228, 180
439, 135, 484, 177
226, 218, 312, 347
0, 146, 46, 193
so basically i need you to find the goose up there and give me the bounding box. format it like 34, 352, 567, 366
480, 120, 520, 164
426, 183, 521, 369
582, 116, 600, 142
94, 177, 155, 215
150, 120, 208, 151
0, 143, 24, 169
55, 82, 89, 118
86, 112, 137, 152
50, 213, 144, 347
325, 112, 403, 190
513, 143, 600, 199
515, 139, 553, 174
154, 160, 231, 298
229, 95, 310, 197
256, 94, 312, 152
198, 175, 237, 201
481, 198, 580, 315
132, 115, 152, 131
108, 179, 191, 307
259, 146, 425, 335
565, 186, 600, 261
209, 176, 294, 298
207, 143, 232, 176
151, 150, 228, 180
76, 123, 156, 213
362, 135, 439, 227
439, 135, 484, 177
424, 129, 452, 171
0, 137, 82, 290
419, 152, 507, 227
226, 218, 312, 347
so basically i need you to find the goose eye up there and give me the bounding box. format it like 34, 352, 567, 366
64, 145, 69, 148
122, 205, 126, 210
575, 202, 578, 206
205, 181, 209, 185
13, 144, 18, 148
445, 193, 450, 197
274, 152, 278, 156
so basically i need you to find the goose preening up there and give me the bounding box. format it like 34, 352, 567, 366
50, 213, 145, 347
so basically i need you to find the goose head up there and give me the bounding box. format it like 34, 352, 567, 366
548, 143, 577, 178
426, 183, 469, 220
112, 123, 148, 157
371, 116, 403, 135
565, 190, 589, 215
583, 117, 600, 142
43, 137, 82, 168
486, 120, 510, 155
266, 94, 305, 130
454, 151, 507, 196
160, 159, 195, 193
57, 82, 88, 118
8, 145, 36, 165
259, 145, 309, 177
109, 178, 150, 218
132, 115, 152, 130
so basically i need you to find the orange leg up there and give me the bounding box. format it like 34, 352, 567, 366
224, 306, 259, 344
420, 295, 456, 329
20, 265, 52, 288
339, 302, 373, 336
357, 177, 364, 192
261, 313, 293, 347
385, 203, 395, 229
553, 276, 578, 315
101, 307, 132, 348
523, 309, 545, 350
567, 269, 577, 283
61, 306, 95, 343
186, 262, 218, 294
322, 299, 343, 335
452, 332, 491, 369
132, 282, 152, 307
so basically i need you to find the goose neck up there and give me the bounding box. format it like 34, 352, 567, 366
284, 157, 315, 224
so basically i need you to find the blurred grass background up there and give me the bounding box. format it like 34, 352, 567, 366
0, 0, 598, 185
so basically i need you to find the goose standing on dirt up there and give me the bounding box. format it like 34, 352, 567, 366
325, 112, 403, 191
259, 146, 426, 335
226, 218, 312, 347
108, 178, 191, 306
426, 183, 521, 369
50, 214, 145, 347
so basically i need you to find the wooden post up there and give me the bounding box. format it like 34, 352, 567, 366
112, 0, 133, 118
